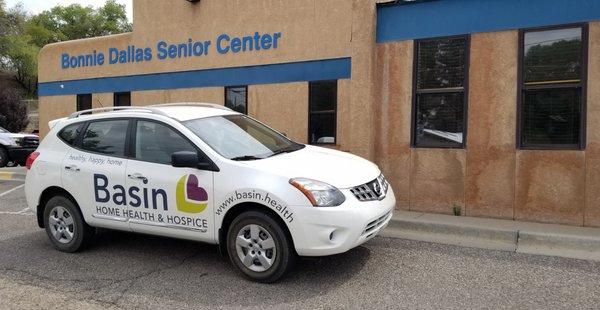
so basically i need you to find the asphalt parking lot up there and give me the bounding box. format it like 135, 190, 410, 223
1, 167, 600, 309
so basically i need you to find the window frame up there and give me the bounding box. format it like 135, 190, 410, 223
224, 85, 248, 115
308, 80, 338, 145
128, 118, 218, 169
75, 118, 133, 160
516, 23, 589, 150
57, 122, 85, 146
76, 94, 92, 112
67, 117, 219, 170
410, 34, 471, 149
113, 92, 131, 107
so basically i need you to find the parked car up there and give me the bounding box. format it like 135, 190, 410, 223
0, 126, 39, 167
24, 103, 395, 282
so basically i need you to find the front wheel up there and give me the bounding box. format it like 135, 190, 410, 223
227, 211, 295, 283
43, 196, 95, 252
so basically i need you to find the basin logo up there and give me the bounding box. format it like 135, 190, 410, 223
176, 174, 208, 213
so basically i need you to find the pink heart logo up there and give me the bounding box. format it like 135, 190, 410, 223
186, 174, 208, 202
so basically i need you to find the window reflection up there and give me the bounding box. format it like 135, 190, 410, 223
520, 26, 585, 149
413, 36, 468, 148
225, 86, 248, 114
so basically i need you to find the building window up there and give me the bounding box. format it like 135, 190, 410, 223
412, 36, 469, 148
309, 80, 337, 145
518, 25, 587, 149
225, 86, 248, 114
77, 94, 92, 111
114, 92, 131, 107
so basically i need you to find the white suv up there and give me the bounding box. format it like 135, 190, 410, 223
25, 103, 395, 282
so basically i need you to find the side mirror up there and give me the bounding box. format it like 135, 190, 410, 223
171, 151, 218, 171
172, 151, 198, 168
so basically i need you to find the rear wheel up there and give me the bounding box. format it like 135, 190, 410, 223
227, 211, 295, 283
0, 147, 8, 168
43, 196, 94, 252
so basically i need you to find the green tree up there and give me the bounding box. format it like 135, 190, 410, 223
0, 87, 29, 133
26, 0, 132, 46
0, 1, 35, 93
0, 0, 132, 96
2, 34, 38, 93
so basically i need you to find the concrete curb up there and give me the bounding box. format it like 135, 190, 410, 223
381, 211, 600, 262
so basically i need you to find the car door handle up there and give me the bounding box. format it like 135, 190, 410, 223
128, 173, 148, 183
64, 165, 80, 172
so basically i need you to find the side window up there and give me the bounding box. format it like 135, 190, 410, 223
413, 36, 469, 148
135, 120, 197, 165
81, 120, 129, 157
58, 123, 84, 146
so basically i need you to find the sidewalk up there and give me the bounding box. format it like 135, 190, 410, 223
382, 210, 600, 262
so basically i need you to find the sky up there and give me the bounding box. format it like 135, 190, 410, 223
5, 0, 133, 21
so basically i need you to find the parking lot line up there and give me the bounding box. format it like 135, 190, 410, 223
0, 172, 15, 180
0, 184, 25, 198
0, 207, 31, 215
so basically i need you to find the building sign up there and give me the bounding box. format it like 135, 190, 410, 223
60, 31, 282, 69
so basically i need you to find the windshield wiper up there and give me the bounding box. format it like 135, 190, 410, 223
268, 144, 305, 158
230, 155, 263, 161
268, 149, 291, 157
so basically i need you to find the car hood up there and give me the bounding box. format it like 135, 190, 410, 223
7, 133, 38, 139
243, 145, 380, 189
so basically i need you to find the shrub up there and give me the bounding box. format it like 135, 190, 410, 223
0, 86, 29, 132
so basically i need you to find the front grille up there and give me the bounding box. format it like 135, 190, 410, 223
362, 211, 392, 237
350, 174, 389, 202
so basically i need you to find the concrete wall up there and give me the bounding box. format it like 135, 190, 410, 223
39, 0, 354, 83
585, 22, 600, 227
37, 0, 599, 227
38, 0, 377, 155
248, 82, 308, 143
38, 0, 352, 134
376, 22, 600, 227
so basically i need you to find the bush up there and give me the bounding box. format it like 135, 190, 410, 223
0, 87, 29, 132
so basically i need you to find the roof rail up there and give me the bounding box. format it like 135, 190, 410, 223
68, 106, 169, 119
151, 102, 232, 111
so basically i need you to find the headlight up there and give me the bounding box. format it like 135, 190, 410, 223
289, 178, 346, 207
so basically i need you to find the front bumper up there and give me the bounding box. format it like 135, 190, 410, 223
290, 188, 396, 257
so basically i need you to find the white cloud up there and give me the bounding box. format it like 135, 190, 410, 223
5, 0, 133, 21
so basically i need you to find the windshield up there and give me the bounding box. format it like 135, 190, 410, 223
184, 115, 304, 160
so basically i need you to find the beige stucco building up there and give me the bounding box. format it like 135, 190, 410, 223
38, 0, 600, 227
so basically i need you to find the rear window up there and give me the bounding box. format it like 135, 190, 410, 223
81, 120, 129, 157
58, 123, 83, 146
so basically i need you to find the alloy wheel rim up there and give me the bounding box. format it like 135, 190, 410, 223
235, 224, 276, 272
48, 206, 75, 244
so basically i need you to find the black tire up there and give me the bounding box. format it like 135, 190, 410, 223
0, 147, 8, 168
43, 196, 95, 253
227, 211, 295, 283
